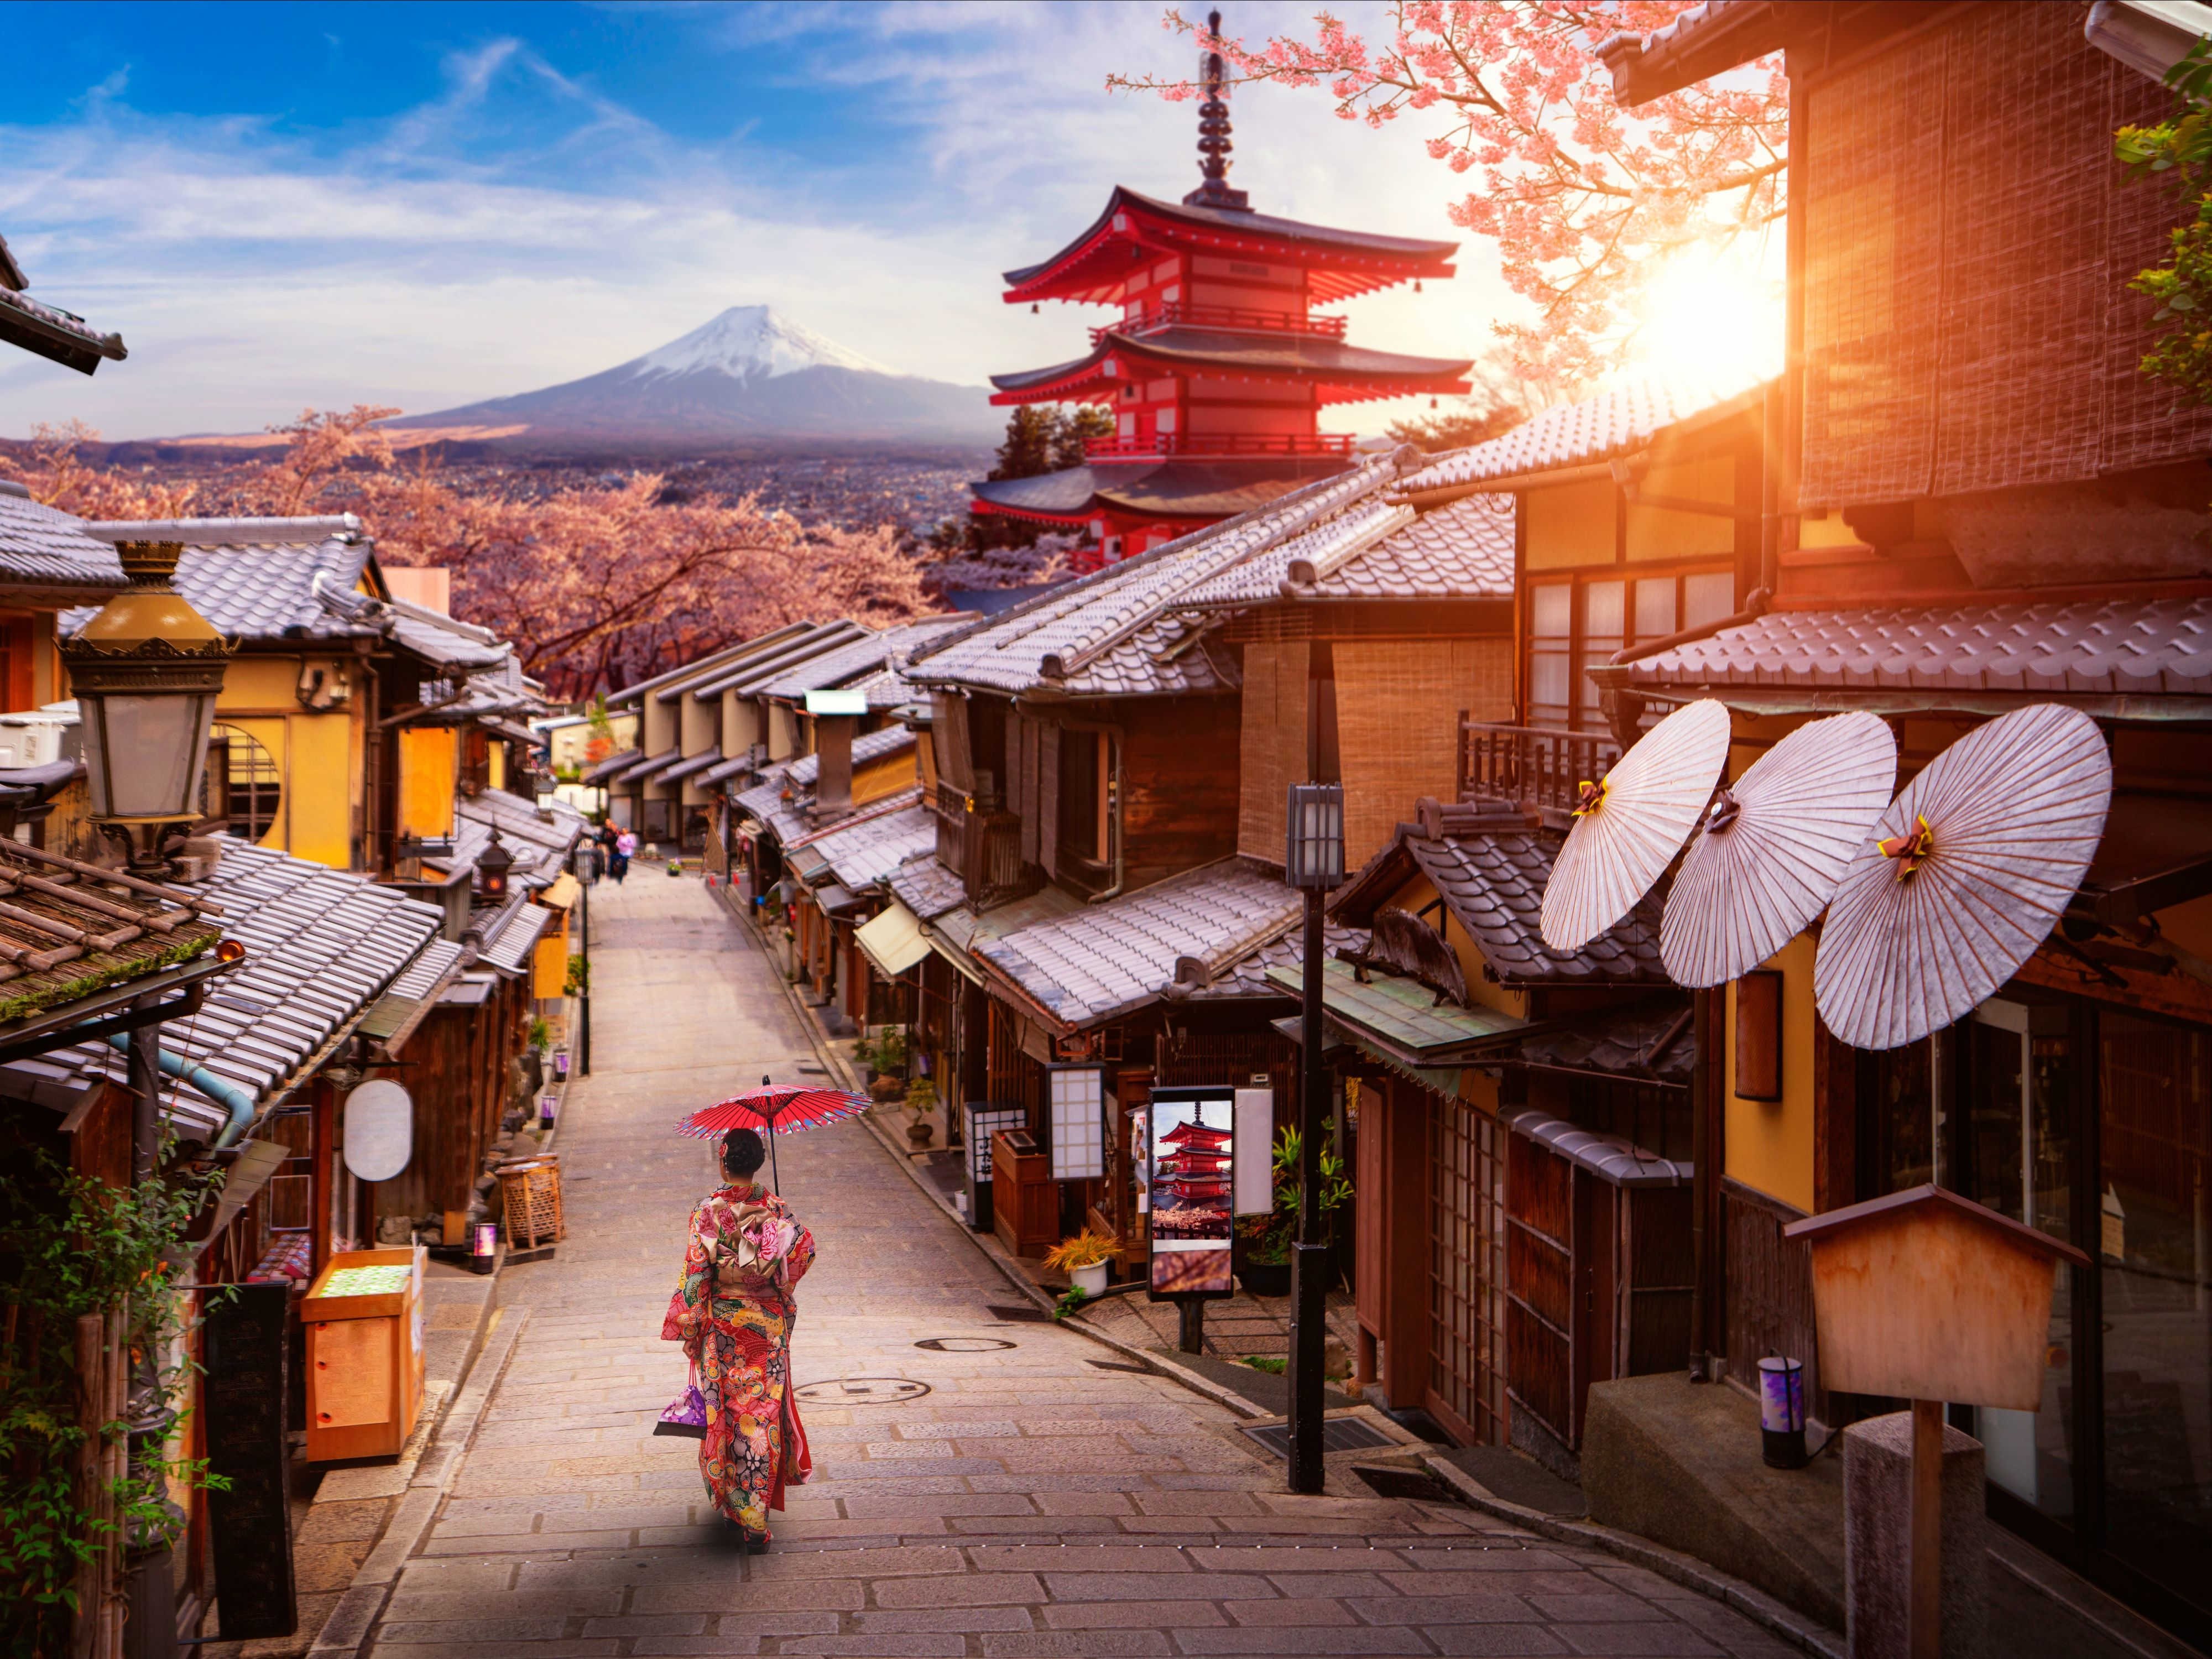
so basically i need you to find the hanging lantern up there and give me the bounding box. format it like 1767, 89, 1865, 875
61, 538, 230, 874
477, 828, 515, 902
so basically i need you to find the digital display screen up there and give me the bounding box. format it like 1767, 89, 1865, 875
1146, 1086, 1235, 1301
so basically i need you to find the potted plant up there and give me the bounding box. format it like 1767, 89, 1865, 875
1235, 1211, 1293, 1297
904, 1077, 939, 1150
1042, 1228, 1119, 1297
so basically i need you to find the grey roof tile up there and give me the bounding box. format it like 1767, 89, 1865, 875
805, 798, 935, 889
889, 854, 966, 921
1624, 598, 2212, 696
1399, 372, 1768, 494
0, 490, 128, 593
973, 860, 1304, 1030
750, 617, 973, 703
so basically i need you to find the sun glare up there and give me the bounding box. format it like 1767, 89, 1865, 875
1620, 245, 1786, 395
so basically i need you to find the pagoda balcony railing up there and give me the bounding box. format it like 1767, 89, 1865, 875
931, 779, 1037, 910
1089, 302, 1349, 347
1083, 431, 1358, 462
1458, 719, 1623, 830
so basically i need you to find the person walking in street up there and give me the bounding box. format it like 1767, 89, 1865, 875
592, 821, 617, 885
611, 828, 634, 884
659, 1128, 814, 1552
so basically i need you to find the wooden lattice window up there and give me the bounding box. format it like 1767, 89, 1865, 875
202, 723, 282, 844
1429, 1103, 1507, 1445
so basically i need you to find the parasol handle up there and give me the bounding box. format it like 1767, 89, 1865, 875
763, 1075, 781, 1194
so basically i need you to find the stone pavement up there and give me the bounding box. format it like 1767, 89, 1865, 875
354, 870, 1796, 1658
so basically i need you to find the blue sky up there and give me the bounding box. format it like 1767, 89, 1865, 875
0, 2, 1515, 439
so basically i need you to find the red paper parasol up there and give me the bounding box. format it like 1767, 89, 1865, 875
676, 1077, 873, 1190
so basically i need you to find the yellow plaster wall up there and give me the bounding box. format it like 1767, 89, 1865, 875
1723, 930, 1818, 1214
680, 693, 716, 757
399, 727, 457, 840
1378, 870, 1531, 1022
532, 915, 570, 999
852, 746, 917, 807
640, 692, 676, 756
488, 743, 507, 792
1525, 479, 1615, 570
723, 693, 760, 759
281, 711, 354, 868
1626, 454, 1736, 561
31, 613, 55, 705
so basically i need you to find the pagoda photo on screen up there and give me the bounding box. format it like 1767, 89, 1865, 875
1147, 1087, 1235, 1298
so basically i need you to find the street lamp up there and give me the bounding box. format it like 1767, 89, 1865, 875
71, 516, 358, 874
1284, 781, 1343, 1496
477, 828, 515, 904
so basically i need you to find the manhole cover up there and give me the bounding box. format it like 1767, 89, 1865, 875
793, 1377, 931, 1405
914, 1336, 1016, 1353
987, 1304, 1051, 1324
1241, 1417, 1396, 1458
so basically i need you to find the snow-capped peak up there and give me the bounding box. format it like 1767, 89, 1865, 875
628, 306, 893, 383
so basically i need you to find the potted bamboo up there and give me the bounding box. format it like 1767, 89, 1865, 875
1043, 1228, 1119, 1297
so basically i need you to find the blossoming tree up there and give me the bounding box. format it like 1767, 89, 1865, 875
1110, 3, 1788, 386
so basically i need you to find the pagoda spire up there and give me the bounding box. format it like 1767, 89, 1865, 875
1183, 10, 1251, 213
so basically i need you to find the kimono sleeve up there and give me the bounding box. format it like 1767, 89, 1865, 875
660, 1201, 714, 1343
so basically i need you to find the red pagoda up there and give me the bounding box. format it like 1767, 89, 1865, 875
971, 14, 1472, 569
1157, 1116, 1233, 1204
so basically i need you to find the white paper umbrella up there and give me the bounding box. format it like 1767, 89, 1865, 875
1814, 703, 2112, 1051
1541, 698, 1733, 953
1661, 712, 1898, 988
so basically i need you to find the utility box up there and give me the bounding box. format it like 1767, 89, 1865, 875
302, 1246, 425, 1463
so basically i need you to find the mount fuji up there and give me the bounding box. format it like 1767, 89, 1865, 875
389, 306, 997, 450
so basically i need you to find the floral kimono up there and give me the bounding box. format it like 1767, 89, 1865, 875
660, 1181, 816, 1541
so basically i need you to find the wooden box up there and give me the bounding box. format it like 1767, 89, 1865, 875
302, 1246, 425, 1463
990, 1129, 1058, 1259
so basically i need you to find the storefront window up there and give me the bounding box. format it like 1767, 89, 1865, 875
1963, 1001, 2076, 1522
2098, 1013, 2211, 1616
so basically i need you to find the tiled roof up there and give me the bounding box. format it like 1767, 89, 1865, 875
1334, 825, 1667, 985
8, 839, 444, 1129
0, 488, 128, 596
610, 747, 680, 785
358, 937, 467, 1040
583, 747, 641, 784
1622, 598, 2212, 696
684, 621, 874, 701
992, 328, 1470, 395
474, 895, 557, 975
913, 458, 1406, 698
1519, 998, 1694, 1088
606, 622, 819, 708
1397, 372, 1770, 496
787, 725, 915, 785
1308, 492, 1515, 601
971, 457, 1355, 523
0, 842, 222, 1030
731, 767, 795, 824
661, 749, 725, 782
458, 789, 586, 862
751, 617, 973, 703
0, 284, 127, 374
1172, 500, 1412, 608
889, 854, 966, 921
697, 752, 756, 786
1191, 917, 1369, 1002
806, 798, 934, 890
974, 860, 1303, 1031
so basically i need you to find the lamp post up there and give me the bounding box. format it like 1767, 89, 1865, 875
1284, 781, 1344, 1496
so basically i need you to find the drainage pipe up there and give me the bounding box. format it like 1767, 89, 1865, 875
105, 1032, 258, 1149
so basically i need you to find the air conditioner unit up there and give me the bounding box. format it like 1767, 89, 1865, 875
0, 707, 78, 770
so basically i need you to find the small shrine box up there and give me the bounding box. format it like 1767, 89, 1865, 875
990, 1129, 1058, 1259
1783, 1185, 2088, 1411
302, 1246, 426, 1462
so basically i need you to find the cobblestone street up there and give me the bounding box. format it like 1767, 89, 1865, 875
354, 873, 1793, 1658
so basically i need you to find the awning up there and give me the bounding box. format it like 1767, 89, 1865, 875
855, 900, 931, 977
537, 873, 581, 911
1263, 959, 1531, 1074
1503, 1106, 1692, 1188
808, 883, 867, 916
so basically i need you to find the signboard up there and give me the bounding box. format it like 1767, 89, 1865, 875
203, 1283, 297, 1639
342, 1080, 413, 1182
1147, 1086, 1236, 1301
963, 1103, 1027, 1233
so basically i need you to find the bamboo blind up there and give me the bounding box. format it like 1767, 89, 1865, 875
1801, 4, 2212, 508
1235, 639, 1308, 865
1334, 639, 1512, 870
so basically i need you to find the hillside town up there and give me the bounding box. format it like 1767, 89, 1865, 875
5, 6, 2212, 1659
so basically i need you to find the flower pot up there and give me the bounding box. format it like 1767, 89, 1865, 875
1071, 1261, 1109, 1297
1238, 1259, 1292, 1298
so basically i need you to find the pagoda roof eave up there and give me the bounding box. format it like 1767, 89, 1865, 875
1003, 185, 1459, 306
988, 327, 1473, 408
971, 456, 1354, 525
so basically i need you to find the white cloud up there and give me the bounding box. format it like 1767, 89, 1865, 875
0, 3, 1523, 440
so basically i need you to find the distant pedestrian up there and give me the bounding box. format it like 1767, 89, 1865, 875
660, 1128, 814, 1552
612, 829, 635, 885
593, 823, 617, 885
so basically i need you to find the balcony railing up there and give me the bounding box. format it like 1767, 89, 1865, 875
1089, 302, 1349, 348
931, 780, 1037, 910
1458, 720, 1623, 830
1083, 431, 1359, 462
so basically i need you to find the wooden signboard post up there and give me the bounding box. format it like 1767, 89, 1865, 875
1785, 1186, 2088, 1658
202, 1282, 297, 1640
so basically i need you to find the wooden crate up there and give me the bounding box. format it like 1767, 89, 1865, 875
302, 1246, 424, 1463
497, 1159, 565, 1249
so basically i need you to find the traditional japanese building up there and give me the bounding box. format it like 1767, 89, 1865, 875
971, 25, 1472, 568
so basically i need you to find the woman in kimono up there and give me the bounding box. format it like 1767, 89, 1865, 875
660, 1128, 815, 1551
